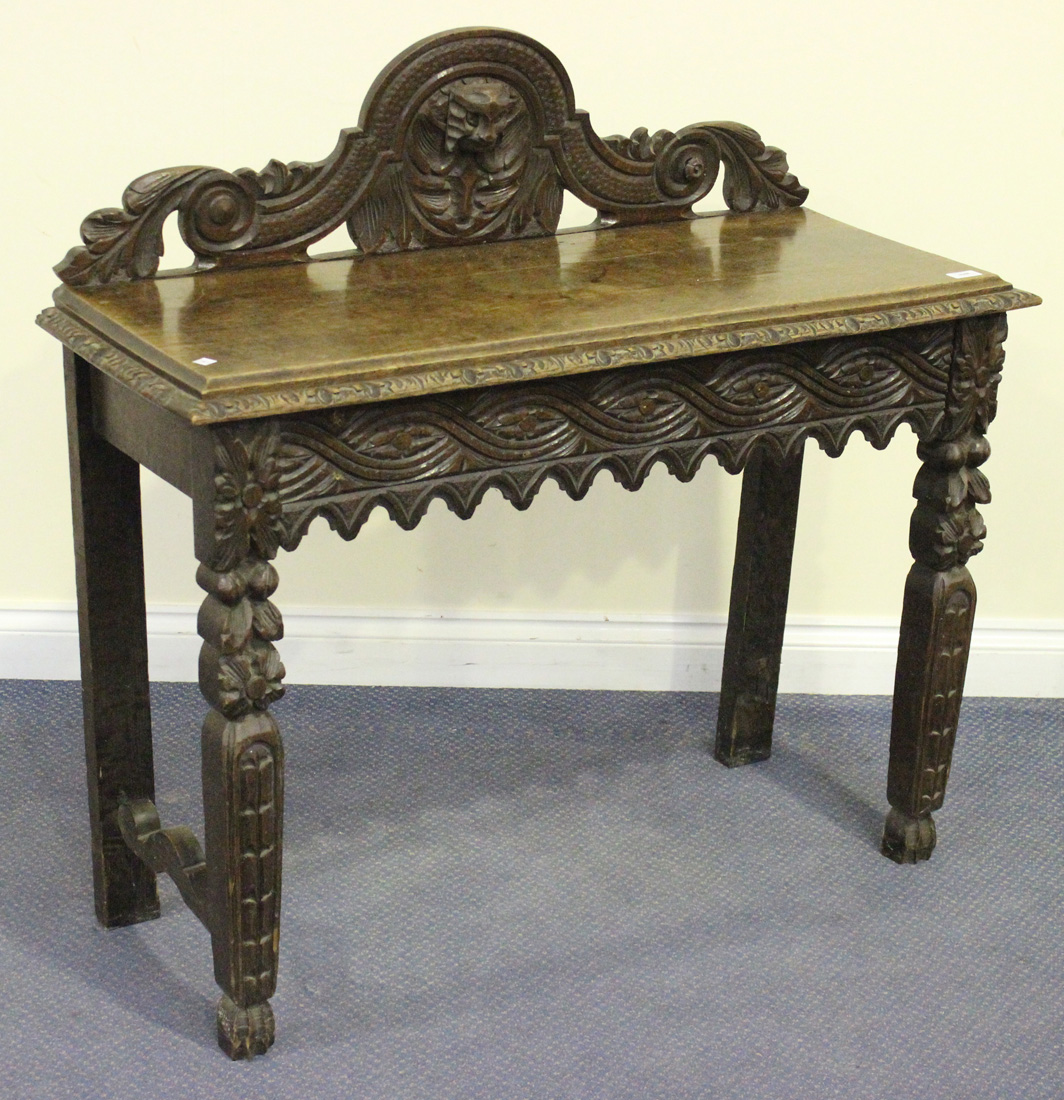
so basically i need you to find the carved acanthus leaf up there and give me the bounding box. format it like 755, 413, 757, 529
603, 127, 674, 162
54, 29, 807, 285
236, 158, 319, 199
705, 122, 809, 212
604, 122, 807, 212
56, 167, 212, 285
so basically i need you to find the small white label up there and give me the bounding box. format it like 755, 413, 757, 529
192, 356, 217, 366
946, 270, 983, 279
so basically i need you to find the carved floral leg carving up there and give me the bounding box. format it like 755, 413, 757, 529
93, 420, 286, 1057
715, 445, 804, 766
198, 556, 285, 1058
194, 423, 287, 1058
883, 314, 1005, 863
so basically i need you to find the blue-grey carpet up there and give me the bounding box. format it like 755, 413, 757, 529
0, 682, 1060, 1099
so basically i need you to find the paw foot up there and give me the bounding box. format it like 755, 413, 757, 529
881, 808, 937, 864
217, 995, 275, 1059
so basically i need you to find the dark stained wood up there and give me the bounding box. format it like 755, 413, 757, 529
38, 27, 1040, 1062
89, 369, 204, 496
202, 706, 284, 1060
115, 798, 210, 927
53, 28, 805, 288
64, 349, 159, 928
271, 323, 949, 545
882, 313, 1005, 863
884, 565, 975, 861
198, 519, 286, 1058
715, 445, 804, 767
41, 209, 1035, 424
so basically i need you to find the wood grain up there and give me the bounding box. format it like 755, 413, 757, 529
41, 210, 1037, 423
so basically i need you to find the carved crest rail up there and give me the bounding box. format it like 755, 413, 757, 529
56, 28, 806, 287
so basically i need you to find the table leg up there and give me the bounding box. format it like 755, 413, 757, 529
64, 350, 159, 928
715, 445, 804, 766
882, 314, 1005, 863
197, 557, 285, 1058
194, 424, 286, 1057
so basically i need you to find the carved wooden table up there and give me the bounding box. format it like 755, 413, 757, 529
37, 28, 1039, 1060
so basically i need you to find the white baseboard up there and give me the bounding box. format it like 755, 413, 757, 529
2, 604, 1063, 697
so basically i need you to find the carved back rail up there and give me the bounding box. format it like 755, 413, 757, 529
57, 28, 807, 286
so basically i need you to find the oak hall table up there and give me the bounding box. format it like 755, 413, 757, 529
37, 28, 1039, 1059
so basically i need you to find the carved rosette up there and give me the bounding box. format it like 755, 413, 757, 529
946, 312, 1007, 438
199, 425, 285, 732
206, 427, 284, 574
55, 28, 806, 285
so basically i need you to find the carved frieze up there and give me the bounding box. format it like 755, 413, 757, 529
35, 292, 1038, 424
271, 323, 953, 547
55, 29, 807, 285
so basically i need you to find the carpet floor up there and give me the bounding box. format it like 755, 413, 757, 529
0, 682, 1060, 1099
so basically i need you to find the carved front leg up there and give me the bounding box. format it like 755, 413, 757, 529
883, 315, 1005, 863
196, 425, 286, 1057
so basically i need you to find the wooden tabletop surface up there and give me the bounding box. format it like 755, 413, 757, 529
43, 208, 1038, 423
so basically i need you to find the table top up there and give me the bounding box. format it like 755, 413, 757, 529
41, 208, 1037, 424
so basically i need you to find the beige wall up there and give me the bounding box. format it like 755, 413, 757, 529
3, 1, 1059, 623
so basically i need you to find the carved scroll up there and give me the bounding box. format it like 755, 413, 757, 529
56, 28, 806, 285
115, 799, 210, 927
273, 323, 953, 548
883, 313, 1006, 864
